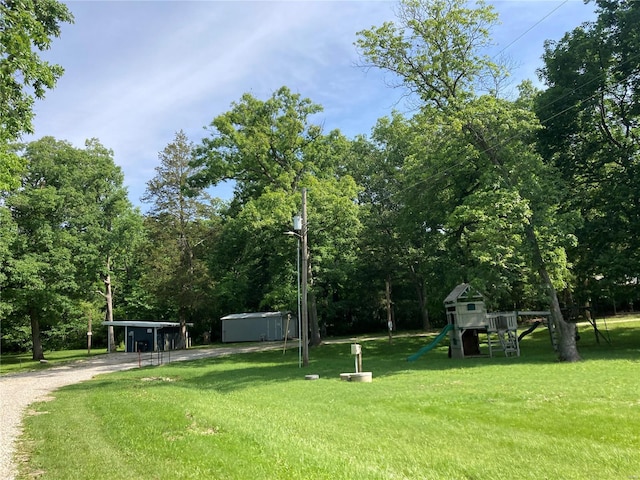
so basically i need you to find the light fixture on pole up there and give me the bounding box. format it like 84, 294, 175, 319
285, 215, 303, 368
284, 189, 309, 367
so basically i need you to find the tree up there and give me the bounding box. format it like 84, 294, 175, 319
70, 139, 138, 351
193, 86, 324, 202
536, 0, 640, 312
142, 130, 215, 348
356, 0, 580, 361
194, 87, 362, 352
0, 0, 73, 190
350, 114, 448, 332
2, 137, 130, 358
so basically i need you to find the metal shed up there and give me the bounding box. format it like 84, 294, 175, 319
221, 312, 297, 343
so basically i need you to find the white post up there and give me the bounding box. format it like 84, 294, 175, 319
153, 327, 158, 352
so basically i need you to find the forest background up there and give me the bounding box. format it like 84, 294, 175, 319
1, 0, 638, 362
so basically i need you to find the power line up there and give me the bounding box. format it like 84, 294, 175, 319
492, 0, 570, 60
391, 17, 640, 199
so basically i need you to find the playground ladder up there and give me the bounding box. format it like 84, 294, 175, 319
487, 329, 520, 357
500, 330, 520, 357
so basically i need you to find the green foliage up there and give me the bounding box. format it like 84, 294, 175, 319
356, 0, 505, 108
0, 0, 73, 141
5, 0, 637, 353
356, 0, 583, 361
1, 137, 135, 356
0, 142, 26, 191
141, 131, 217, 340
193, 86, 324, 203
536, 0, 640, 305
16, 318, 640, 479
194, 88, 363, 335
0, 0, 73, 191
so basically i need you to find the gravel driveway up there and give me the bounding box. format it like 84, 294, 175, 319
0, 344, 282, 480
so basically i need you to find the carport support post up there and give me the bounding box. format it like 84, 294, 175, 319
153, 326, 158, 352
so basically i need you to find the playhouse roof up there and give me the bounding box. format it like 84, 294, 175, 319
444, 283, 484, 304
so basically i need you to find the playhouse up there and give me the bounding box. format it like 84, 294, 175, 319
444, 283, 520, 358
408, 283, 558, 362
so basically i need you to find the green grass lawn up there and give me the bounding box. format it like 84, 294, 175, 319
0, 349, 111, 375
15, 316, 640, 479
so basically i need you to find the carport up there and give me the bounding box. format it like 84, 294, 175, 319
102, 321, 192, 352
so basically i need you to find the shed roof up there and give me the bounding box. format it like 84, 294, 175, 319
102, 321, 193, 328
221, 312, 287, 321
444, 283, 484, 304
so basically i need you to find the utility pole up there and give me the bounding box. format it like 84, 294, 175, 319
301, 188, 309, 367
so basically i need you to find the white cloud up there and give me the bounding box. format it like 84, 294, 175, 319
28, 0, 597, 206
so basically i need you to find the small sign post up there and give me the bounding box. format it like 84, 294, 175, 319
87, 312, 92, 355
351, 343, 362, 373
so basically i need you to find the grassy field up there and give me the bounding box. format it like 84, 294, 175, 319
14, 315, 640, 479
0, 349, 111, 375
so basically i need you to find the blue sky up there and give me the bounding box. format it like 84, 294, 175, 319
29, 0, 597, 208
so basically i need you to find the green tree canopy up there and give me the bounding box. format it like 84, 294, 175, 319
356, 0, 580, 360
142, 131, 217, 347
536, 0, 640, 308
0, 0, 73, 190
194, 87, 361, 343
2, 137, 132, 358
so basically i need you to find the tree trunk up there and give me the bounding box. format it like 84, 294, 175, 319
87, 312, 92, 355
409, 265, 431, 330
524, 222, 581, 362
386, 275, 393, 343
30, 314, 44, 361
180, 320, 187, 349
466, 123, 581, 361
104, 271, 116, 352
177, 308, 187, 349
421, 305, 430, 331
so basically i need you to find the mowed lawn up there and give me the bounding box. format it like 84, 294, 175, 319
16, 317, 640, 479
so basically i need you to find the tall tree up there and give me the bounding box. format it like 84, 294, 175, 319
350, 115, 445, 332
2, 137, 130, 358
71, 139, 138, 351
536, 0, 640, 310
142, 130, 215, 348
193, 87, 361, 348
356, 0, 580, 361
0, 0, 73, 190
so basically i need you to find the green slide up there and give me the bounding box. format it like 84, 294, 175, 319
407, 324, 454, 362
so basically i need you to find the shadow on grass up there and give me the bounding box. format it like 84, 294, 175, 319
52, 322, 639, 397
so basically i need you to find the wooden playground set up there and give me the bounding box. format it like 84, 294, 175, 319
408, 283, 611, 361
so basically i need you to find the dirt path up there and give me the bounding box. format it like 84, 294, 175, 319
0, 345, 282, 480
